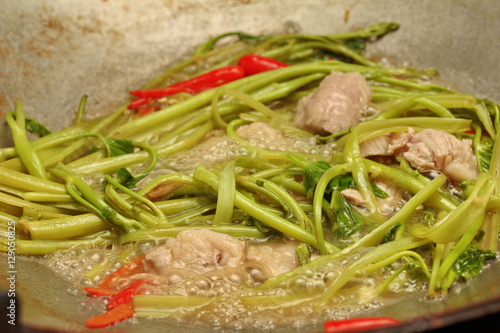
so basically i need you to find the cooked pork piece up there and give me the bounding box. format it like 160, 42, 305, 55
143, 229, 246, 275
245, 241, 300, 279
360, 135, 392, 157
341, 181, 404, 216
360, 128, 478, 183
142, 229, 301, 283
389, 128, 478, 182
236, 121, 295, 151
293, 71, 372, 135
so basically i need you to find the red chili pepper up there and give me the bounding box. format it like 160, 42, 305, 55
128, 97, 152, 110
130, 65, 245, 99
83, 286, 120, 297
464, 129, 489, 136
237, 54, 288, 76
106, 280, 150, 310
99, 255, 145, 288
85, 303, 135, 328
323, 317, 401, 333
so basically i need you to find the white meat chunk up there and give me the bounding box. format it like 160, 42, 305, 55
341, 181, 403, 216
236, 122, 295, 151
143, 229, 246, 275
245, 241, 300, 280
360, 135, 392, 157
389, 128, 478, 183
293, 71, 372, 135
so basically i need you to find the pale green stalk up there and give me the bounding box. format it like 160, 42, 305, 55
213, 162, 236, 225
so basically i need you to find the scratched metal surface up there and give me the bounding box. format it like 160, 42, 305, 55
0, 0, 499, 332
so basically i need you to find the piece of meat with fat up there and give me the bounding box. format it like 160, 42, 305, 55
360, 134, 392, 157
389, 128, 478, 182
142, 229, 301, 282
360, 128, 478, 183
143, 229, 246, 275
293, 71, 372, 135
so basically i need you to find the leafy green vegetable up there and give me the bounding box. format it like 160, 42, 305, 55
328, 174, 355, 192
104, 138, 134, 157
115, 168, 146, 189
383, 223, 400, 243
305, 168, 389, 200
25, 117, 51, 137
372, 183, 389, 199
303, 160, 331, 192
452, 243, 496, 281
343, 38, 367, 53
476, 135, 493, 173
330, 190, 361, 237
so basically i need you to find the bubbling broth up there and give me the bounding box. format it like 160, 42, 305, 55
45, 240, 397, 330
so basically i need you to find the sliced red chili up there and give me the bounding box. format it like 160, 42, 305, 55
130, 65, 245, 99
323, 317, 401, 333
85, 303, 135, 328
464, 129, 490, 136
106, 280, 150, 310
83, 286, 120, 297
237, 54, 288, 76
128, 97, 152, 110
99, 255, 145, 288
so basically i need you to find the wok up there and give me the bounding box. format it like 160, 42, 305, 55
0, 0, 499, 332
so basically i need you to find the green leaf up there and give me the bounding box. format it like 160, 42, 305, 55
476, 135, 493, 173
343, 38, 367, 54
303, 160, 331, 192
25, 117, 51, 137
104, 138, 134, 157
330, 190, 361, 237
383, 223, 401, 243
328, 174, 355, 192
452, 243, 496, 280
115, 168, 146, 189
372, 183, 389, 199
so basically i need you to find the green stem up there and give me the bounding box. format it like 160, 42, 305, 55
411, 173, 496, 244
312, 164, 350, 254
18, 213, 108, 240
193, 165, 336, 253
316, 237, 430, 307
5, 230, 114, 255
6, 103, 47, 179
213, 162, 236, 225
120, 225, 265, 244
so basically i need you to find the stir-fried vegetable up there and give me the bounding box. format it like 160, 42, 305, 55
0, 21, 499, 330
